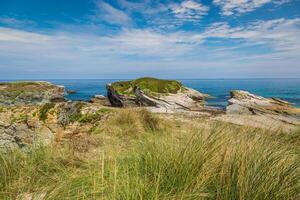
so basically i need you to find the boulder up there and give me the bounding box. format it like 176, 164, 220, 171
107, 77, 209, 112
0, 81, 65, 106
226, 90, 300, 118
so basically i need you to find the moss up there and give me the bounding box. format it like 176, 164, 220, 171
111, 77, 184, 96
39, 103, 55, 121
0, 106, 4, 113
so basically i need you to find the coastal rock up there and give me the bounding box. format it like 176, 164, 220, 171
226, 90, 300, 117
66, 89, 76, 94
107, 77, 209, 112
0, 81, 65, 106
90, 95, 111, 106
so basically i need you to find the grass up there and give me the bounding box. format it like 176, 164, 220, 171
111, 77, 184, 96
0, 109, 299, 200
39, 103, 55, 121
0, 81, 57, 92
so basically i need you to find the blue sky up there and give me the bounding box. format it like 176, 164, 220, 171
0, 0, 299, 79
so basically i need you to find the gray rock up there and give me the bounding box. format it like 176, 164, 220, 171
0, 121, 56, 151
226, 90, 300, 118
0, 81, 65, 106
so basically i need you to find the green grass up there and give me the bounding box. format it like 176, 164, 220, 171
0, 81, 56, 93
0, 108, 300, 200
0, 81, 42, 86
0, 109, 299, 200
39, 103, 55, 121
10, 114, 28, 123
77, 108, 113, 123
111, 77, 184, 95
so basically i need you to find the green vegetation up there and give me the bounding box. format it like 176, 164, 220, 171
111, 77, 184, 96
0, 109, 299, 200
77, 108, 113, 123
67, 102, 86, 123
10, 114, 28, 123
39, 103, 55, 121
0, 81, 42, 86
0, 106, 4, 113
0, 81, 56, 92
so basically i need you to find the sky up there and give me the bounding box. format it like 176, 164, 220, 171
0, 0, 299, 79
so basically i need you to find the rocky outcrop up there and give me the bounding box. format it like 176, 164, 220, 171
107, 78, 209, 112
0, 114, 56, 151
106, 84, 136, 107
226, 90, 300, 118
90, 95, 111, 106
0, 81, 65, 106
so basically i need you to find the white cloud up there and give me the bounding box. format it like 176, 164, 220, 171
0, 17, 36, 27
92, 1, 131, 25
203, 18, 300, 58
213, 0, 272, 15
170, 0, 209, 21
0, 17, 300, 78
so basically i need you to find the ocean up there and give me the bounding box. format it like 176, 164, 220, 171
2, 79, 300, 108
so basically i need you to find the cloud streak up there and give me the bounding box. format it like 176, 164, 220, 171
213, 0, 272, 15
92, 1, 132, 25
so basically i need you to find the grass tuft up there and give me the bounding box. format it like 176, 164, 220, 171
0, 110, 299, 200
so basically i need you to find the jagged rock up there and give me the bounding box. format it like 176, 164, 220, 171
226, 90, 300, 118
106, 77, 209, 112
0, 81, 65, 106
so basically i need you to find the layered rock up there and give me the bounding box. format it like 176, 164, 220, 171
90, 95, 111, 106
0, 81, 65, 106
107, 77, 209, 112
226, 90, 300, 118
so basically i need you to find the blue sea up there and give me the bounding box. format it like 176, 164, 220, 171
1, 79, 300, 108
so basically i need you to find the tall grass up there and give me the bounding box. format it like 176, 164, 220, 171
0, 110, 299, 199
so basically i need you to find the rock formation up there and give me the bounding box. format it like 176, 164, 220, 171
226, 90, 300, 117
107, 77, 209, 112
0, 105, 57, 150
66, 89, 76, 94
90, 95, 111, 106
0, 81, 65, 106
